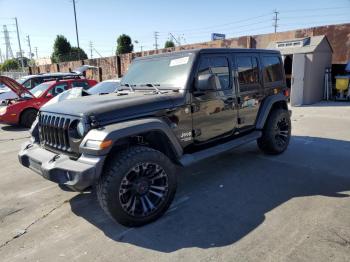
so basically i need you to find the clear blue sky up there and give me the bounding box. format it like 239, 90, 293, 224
1, 0, 349, 59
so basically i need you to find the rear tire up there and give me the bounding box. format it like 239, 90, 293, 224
257, 109, 291, 154
97, 146, 177, 227
20, 109, 37, 128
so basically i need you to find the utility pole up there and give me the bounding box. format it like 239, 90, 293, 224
14, 17, 24, 69
89, 41, 93, 59
154, 31, 159, 51
26, 35, 32, 59
0, 48, 3, 63
72, 0, 80, 60
273, 10, 279, 33
140, 45, 144, 52
3, 25, 14, 60
34, 47, 38, 59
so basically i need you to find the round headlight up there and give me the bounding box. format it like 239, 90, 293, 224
76, 121, 86, 137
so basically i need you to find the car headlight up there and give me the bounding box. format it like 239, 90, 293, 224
76, 121, 86, 138
0, 106, 7, 115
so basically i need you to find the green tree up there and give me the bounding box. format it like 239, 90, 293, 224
164, 40, 175, 48
51, 35, 72, 63
69, 47, 88, 60
0, 59, 20, 71
116, 34, 133, 54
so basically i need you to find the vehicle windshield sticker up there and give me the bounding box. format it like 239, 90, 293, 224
169, 56, 189, 67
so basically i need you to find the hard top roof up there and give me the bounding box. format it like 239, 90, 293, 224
135, 48, 280, 60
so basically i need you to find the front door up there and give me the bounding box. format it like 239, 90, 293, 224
233, 53, 263, 131
291, 53, 305, 106
192, 54, 237, 143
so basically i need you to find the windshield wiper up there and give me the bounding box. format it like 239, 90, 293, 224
120, 83, 135, 92
140, 83, 166, 94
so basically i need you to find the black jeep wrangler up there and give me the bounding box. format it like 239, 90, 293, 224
19, 48, 291, 226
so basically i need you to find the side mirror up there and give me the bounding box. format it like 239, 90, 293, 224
46, 93, 53, 98
195, 73, 217, 91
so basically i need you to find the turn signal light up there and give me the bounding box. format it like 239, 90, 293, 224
283, 89, 290, 97
99, 139, 113, 149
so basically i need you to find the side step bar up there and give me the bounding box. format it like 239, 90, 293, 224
179, 131, 262, 167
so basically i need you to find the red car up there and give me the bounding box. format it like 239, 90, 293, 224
0, 76, 97, 127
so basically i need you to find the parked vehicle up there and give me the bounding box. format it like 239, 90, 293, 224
42, 79, 121, 107
0, 76, 97, 127
0, 65, 97, 102
19, 48, 291, 226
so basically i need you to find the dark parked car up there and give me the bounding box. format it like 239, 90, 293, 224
19, 48, 291, 227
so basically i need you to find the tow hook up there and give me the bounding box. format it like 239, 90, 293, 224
25, 143, 33, 150
50, 154, 60, 163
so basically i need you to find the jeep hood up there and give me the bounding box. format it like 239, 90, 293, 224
0, 76, 34, 98
41, 91, 182, 125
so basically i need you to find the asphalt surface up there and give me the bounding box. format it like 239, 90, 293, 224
0, 101, 350, 262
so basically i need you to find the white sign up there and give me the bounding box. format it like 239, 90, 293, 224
169, 56, 189, 67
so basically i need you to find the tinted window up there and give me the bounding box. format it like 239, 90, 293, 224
198, 56, 230, 90
262, 56, 283, 83
49, 83, 69, 96
121, 54, 194, 89
236, 56, 259, 85
72, 81, 90, 90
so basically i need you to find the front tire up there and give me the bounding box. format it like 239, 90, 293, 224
20, 109, 37, 128
97, 146, 177, 227
257, 109, 291, 154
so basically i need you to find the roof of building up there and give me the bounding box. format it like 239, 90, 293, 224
267, 35, 333, 55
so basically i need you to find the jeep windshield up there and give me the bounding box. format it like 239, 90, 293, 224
121, 53, 194, 90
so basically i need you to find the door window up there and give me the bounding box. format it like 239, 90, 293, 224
198, 56, 230, 90
71, 81, 90, 90
236, 56, 259, 85
262, 56, 283, 83
49, 83, 69, 96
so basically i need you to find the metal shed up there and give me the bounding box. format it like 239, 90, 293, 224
267, 35, 333, 106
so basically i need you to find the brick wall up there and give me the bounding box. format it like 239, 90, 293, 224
29, 23, 350, 81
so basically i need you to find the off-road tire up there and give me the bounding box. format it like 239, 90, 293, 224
257, 109, 291, 154
20, 109, 38, 128
97, 146, 177, 227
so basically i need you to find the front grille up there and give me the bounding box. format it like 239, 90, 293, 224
38, 112, 76, 153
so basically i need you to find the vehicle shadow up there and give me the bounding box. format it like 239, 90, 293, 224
69, 135, 350, 253
1, 125, 29, 132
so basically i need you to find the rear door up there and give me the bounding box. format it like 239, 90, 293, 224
191, 54, 238, 143
232, 53, 263, 131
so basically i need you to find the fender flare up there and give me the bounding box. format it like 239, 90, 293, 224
79, 118, 183, 157
255, 94, 288, 130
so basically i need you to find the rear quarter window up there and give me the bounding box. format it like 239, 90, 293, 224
262, 56, 283, 83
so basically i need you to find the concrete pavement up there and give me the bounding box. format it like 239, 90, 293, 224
0, 101, 350, 262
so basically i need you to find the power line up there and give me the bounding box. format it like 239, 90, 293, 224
279, 6, 350, 13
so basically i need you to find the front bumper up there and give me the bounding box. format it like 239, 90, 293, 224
18, 141, 105, 191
